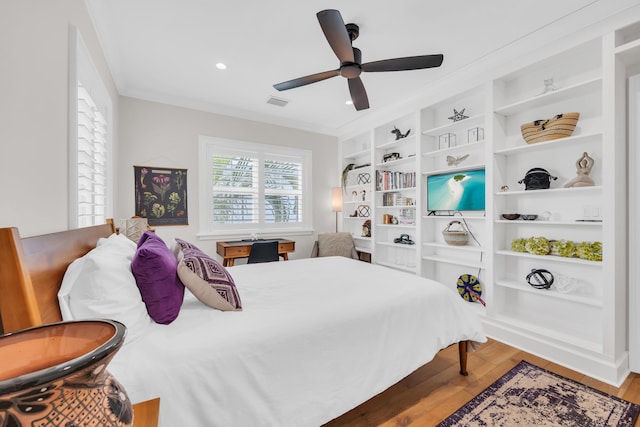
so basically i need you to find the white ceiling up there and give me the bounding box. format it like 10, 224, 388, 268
85, 1, 635, 135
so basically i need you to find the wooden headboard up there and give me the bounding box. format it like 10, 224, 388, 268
0, 221, 115, 334
0, 220, 160, 427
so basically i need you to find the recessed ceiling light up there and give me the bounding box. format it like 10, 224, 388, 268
215, 63, 227, 70
345, 100, 353, 105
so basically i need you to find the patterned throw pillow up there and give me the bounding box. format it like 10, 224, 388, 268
170, 237, 199, 261
177, 247, 242, 311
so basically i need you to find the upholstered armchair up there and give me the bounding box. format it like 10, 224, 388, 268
310, 232, 359, 259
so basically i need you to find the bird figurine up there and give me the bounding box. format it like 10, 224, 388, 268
446, 154, 469, 166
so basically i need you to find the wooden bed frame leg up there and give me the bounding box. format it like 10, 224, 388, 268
458, 340, 469, 376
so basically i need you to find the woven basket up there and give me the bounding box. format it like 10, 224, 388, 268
442, 220, 469, 246
520, 112, 579, 144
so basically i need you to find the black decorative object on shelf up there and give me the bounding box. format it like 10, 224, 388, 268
518, 167, 557, 190
357, 205, 370, 217
353, 163, 371, 169
383, 152, 401, 163
391, 126, 411, 140
357, 173, 371, 184
526, 269, 554, 289
393, 234, 415, 245
448, 108, 469, 122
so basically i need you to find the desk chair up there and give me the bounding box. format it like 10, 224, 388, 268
247, 241, 280, 264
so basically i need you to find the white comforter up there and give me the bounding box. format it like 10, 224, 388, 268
109, 256, 486, 427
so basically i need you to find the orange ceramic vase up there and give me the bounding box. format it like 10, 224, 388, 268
0, 320, 133, 427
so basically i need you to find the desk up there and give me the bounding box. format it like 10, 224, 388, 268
216, 239, 295, 266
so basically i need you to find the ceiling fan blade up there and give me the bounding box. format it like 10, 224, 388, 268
362, 54, 444, 72
273, 69, 340, 91
317, 9, 354, 63
348, 77, 369, 111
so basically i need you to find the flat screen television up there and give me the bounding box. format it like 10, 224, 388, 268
427, 168, 485, 212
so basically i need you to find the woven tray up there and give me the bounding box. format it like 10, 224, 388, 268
520, 112, 579, 144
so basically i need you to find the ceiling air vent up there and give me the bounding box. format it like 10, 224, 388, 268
266, 96, 290, 107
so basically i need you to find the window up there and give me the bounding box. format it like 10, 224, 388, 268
199, 136, 312, 237
75, 84, 108, 227
68, 27, 112, 228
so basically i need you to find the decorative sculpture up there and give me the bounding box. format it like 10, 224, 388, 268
564, 152, 595, 188
448, 108, 469, 122
362, 219, 371, 237
446, 154, 469, 166
391, 126, 410, 140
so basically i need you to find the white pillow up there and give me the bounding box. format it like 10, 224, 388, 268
58, 234, 152, 343
96, 232, 138, 257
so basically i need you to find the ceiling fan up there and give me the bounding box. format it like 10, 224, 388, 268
273, 9, 444, 111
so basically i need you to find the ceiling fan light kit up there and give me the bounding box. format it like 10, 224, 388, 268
273, 9, 443, 111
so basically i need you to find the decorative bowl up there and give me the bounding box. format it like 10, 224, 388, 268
521, 214, 538, 221
501, 214, 520, 220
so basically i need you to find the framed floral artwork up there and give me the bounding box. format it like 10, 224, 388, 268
134, 166, 188, 226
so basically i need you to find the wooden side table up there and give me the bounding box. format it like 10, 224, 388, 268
216, 239, 295, 266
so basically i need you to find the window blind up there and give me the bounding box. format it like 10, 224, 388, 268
264, 158, 303, 223
199, 136, 312, 236
76, 84, 108, 227
211, 154, 259, 224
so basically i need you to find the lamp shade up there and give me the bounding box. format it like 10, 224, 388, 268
331, 187, 342, 212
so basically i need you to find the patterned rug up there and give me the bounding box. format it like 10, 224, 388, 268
438, 360, 640, 427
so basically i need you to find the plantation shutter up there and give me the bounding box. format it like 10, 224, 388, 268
199, 136, 312, 236
76, 84, 108, 228
211, 152, 259, 224
264, 155, 303, 223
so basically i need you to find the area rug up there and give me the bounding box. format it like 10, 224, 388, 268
438, 360, 640, 427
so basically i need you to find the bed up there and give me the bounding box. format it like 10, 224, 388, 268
0, 222, 486, 427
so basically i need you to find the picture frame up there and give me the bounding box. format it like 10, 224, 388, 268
134, 166, 188, 226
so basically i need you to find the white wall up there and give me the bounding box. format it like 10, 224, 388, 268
116, 97, 339, 260
0, 1, 339, 259
0, 0, 119, 236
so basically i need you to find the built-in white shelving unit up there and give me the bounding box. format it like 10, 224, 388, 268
338, 15, 639, 385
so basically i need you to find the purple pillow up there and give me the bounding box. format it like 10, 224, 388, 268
131, 235, 185, 324
137, 230, 161, 248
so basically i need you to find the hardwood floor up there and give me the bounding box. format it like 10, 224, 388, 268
323, 338, 640, 426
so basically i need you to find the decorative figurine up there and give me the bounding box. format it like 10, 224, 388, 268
341, 163, 355, 191
362, 219, 371, 237
541, 78, 558, 94
564, 152, 595, 188
352, 190, 358, 201
391, 126, 411, 140
360, 189, 366, 201
448, 108, 469, 122
446, 154, 469, 166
